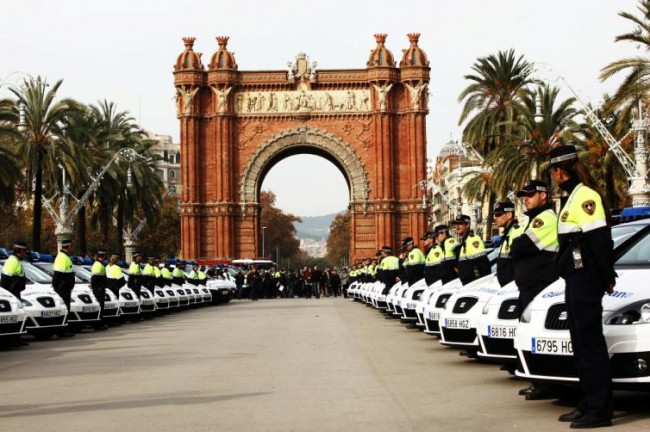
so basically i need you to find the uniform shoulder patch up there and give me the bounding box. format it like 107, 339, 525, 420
560, 211, 569, 222
448, 238, 456, 244
434, 252, 440, 258
582, 200, 596, 216
472, 241, 480, 248
532, 218, 544, 228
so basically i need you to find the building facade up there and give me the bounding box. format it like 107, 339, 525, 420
147, 132, 182, 195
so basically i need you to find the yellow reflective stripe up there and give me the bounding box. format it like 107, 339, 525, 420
53, 253, 73, 272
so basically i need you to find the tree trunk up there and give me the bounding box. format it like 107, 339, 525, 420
484, 192, 496, 240
76, 204, 87, 256
32, 152, 43, 252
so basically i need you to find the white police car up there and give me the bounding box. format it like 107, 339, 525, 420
399, 279, 428, 323
479, 220, 645, 364
75, 265, 121, 322
422, 278, 464, 336
515, 219, 650, 389
414, 281, 444, 328
31, 262, 101, 330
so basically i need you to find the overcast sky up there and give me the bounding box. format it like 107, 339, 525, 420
0, 0, 641, 216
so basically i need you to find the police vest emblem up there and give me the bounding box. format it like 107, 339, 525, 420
472, 241, 480, 248
434, 252, 440, 257
532, 218, 544, 228
561, 211, 569, 222
582, 200, 596, 215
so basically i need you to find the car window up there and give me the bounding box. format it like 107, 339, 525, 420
22, 263, 54, 284
617, 229, 650, 266
31, 262, 85, 283
611, 224, 645, 248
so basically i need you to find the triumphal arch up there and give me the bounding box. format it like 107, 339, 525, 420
173, 34, 430, 261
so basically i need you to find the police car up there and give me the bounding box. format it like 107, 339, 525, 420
515, 219, 650, 389
75, 265, 121, 322
30, 262, 102, 330
399, 279, 429, 323
390, 283, 411, 318
138, 286, 158, 316
414, 281, 444, 328
0, 264, 27, 342
346, 281, 361, 300
479, 220, 645, 364
384, 281, 403, 314
422, 278, 464, 335
206, 276, 233, 305
0, 261, 69, 339
438, 274, 503, 352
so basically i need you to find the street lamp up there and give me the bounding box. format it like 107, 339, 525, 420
262, 226, 267, 259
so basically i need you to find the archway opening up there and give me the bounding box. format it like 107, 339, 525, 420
259, 152, 349, 267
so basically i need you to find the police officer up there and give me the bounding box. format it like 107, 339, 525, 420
401, 237, 425, 286
52, 239, 76, 337
378, 246, 400, 292
451, 215, 490, 285
106, 254, 126, 297
188, 264, 199, 286
550, 145, 614, 428
128, 252, 143, 298
172, 261, 186, 286
142, 257, 156, 293
510, 180, 559, 400
422, 231, 442, 286
198, 266, 207, 286
161, 261, 173, 287
154, 259, 165, 290
90, 250, 109, 330
435, 225, 458, 284
1, 241, 28, 298
493, 201, 525, 287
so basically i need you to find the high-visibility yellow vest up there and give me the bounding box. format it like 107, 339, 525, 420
499, 223, 526, 258
380, 256, 400, 270
143, 263, 155, 276
405, 248, 425, 266
161, 268, 172, 279
458, 233, 486, 261
106, 263, 123, 280
129, 262, 142, 276
558, 183, 607, 235
91, 260, 105, 276
53, 251, 73, 273
425, 245, 444, 266
2, 255, 24, 277
526, 208, 559, 252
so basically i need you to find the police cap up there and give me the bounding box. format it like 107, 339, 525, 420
434, 225, 450, 234
549, 145, 578, 166
517, 180, 548, 197
451, 214, 471, 225
493, 200, 515, 216
420, 231, 436, 240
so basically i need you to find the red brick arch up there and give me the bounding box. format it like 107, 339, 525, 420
174, 35, 430, 262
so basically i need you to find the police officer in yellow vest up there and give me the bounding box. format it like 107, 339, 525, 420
52, 239, 76, 337
198, 266, 207, 286
142, 257, 156, 293
510, 180, 559, 401
421, 231, 442, 286
90, 250, 109, 330
435, 225, 458, 284
188, 264, 199, 286
550, 145, 615, 428
154, 259, 164, 289
451, 215, 490, 285
161, 262, 173, 286
378, 246, 400, 293
106, 254, 126, 297
1, 241, 28, 298
172, 262, 186, 286
401, 237, 425, 286
493, 201, 525, 287
128, 252, 143, 298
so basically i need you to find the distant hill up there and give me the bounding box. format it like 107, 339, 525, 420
294, 212, 342, 240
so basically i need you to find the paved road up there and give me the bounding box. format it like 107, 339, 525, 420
1, 298, 649, 432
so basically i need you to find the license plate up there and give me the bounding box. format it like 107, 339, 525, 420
221, 290, 229, 295
42, 310, 62, 318
0, 315, 18, 324
124, 301, 138, 308
82, 306, 99, 313
428, 311, 440, 321
445, 318, 470, 329
488, 325, 516, 339
531, 337, 573, 355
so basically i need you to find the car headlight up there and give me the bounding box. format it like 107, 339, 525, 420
482, 302, 490, 315
606, 300, 650, 325
520, 303, 533, 323
21, 299, 32, 307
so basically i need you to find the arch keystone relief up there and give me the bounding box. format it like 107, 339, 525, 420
174, 39, 429, 261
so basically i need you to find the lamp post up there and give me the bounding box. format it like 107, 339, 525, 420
262, 226, 267, 259
41, 147, 147, 252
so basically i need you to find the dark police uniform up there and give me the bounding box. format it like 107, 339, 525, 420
553, 146, 615, 425
422, 231, 442, 286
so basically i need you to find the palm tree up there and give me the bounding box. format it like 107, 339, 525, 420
457, 49, 533, 235
0, 99, 21, 205
10, 76, 84, 251
483, 85, 580, 197
600, 0, 650, 109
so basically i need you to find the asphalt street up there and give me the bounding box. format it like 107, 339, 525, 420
1, 298, 650, 432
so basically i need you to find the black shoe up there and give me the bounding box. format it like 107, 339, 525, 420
559, 409, 584, 422
518, 385, 534, 396
570, 414, 612, 429
525, 387, 553, 400
57, 330, 76, 338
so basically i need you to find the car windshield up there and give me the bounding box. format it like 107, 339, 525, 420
31, 262, 85, 283
616, 226, 650, 266
612, 224, 645, 248
22, 262, 55, 284
73, 265, 92, 282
